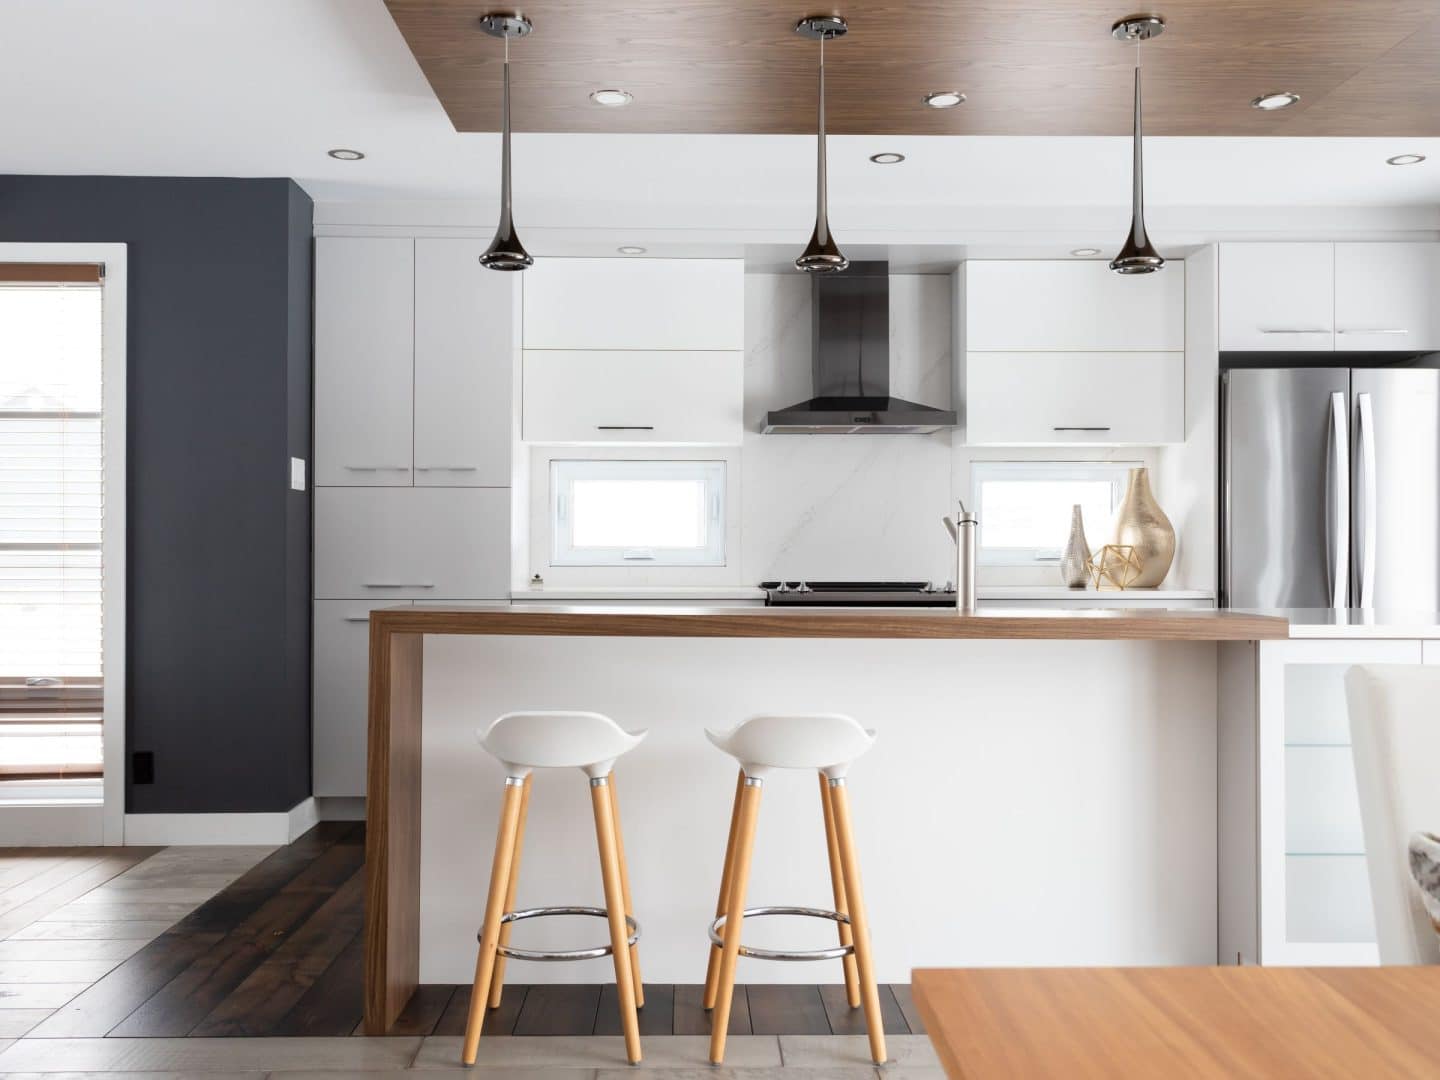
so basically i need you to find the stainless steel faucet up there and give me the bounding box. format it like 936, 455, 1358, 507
943, 501, 978, 614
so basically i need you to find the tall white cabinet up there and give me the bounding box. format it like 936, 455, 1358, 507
312, 236, 516, 796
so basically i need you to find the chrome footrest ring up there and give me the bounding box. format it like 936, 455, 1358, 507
708, 905, 853, 962
482, 905, 640, 962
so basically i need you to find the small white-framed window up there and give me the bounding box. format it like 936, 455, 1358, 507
551, 459, 726, 567
972, 461, 1139, 566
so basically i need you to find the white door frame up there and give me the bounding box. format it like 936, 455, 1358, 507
0, 243, 127, 845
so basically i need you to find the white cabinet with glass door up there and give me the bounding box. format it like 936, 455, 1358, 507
1221, 637, 1422, 967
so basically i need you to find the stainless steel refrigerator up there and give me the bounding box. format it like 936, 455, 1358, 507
1220, 365, 1440, 609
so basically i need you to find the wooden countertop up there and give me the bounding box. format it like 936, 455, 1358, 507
913, 966, 1440, 1078
373, 603, 1287, 641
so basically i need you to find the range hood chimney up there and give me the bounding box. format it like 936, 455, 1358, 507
762, 261, 957, 433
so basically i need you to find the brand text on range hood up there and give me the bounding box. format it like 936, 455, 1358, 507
762, 261, 957, 434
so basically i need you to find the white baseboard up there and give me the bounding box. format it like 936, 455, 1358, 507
0, 803, 104, 846
314, 796, 366, 821
123, 797, 319, 846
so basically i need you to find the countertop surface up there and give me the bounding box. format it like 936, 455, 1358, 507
1241, 608, 1440, 639
372, 603, 1286, 641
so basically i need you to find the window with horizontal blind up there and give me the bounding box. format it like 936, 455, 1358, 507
0, 265, 105, 780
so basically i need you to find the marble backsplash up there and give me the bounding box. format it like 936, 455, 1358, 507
741, 273, 957, 584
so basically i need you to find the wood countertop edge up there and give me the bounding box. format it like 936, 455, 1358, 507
366, 606, 1289, 641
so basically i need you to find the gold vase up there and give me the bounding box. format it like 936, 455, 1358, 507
1111, 467, 1174, 588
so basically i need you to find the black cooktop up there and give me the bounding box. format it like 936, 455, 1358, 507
760, 580, 958, 607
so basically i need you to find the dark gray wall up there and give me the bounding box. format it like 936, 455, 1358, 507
0, 176, 314, 813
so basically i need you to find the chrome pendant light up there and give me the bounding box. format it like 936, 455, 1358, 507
794, 15, 848, 273
478, 12, 533, 271
1109, 15, 1165, 275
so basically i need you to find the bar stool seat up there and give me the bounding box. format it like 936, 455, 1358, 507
461, 711, 647, 1067
702, 712, 886, 1067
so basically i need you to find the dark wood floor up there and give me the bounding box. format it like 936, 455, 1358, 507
28, 822, 924, 1038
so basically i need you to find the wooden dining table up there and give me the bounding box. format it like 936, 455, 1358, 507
912, 966, 1440, 1078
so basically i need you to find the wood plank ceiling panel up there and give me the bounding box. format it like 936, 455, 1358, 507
383, 0, 1440, 135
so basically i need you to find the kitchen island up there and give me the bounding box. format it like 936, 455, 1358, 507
364, 604, 1287, 1032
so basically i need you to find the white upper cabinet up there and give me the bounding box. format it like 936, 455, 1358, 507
1220, 243, 1334, 351
966, 351, 1184, 446
965, 260, 1185, 351
522, 350, 743, 444
523, 258, 744, 351
1334, 243, 1440, 352
315, 238, 415, 486
414, 239, 516, 487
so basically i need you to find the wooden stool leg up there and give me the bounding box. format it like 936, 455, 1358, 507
606, 772, 644, 1009
710, 775, 763, 1066
486, 773, 532, 1009
460, 777, 527, 1066
703, 768, 746, 1010
820, 771, 860, 1008
591, 774, 642, 1065
829, 778, 887, 1066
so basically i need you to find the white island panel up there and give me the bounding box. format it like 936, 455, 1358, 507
417, 635, 1218, 984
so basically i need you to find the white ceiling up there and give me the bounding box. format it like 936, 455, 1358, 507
6, 0, 1440, 233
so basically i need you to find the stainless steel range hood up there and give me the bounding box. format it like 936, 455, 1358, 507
762, 261, 957, 434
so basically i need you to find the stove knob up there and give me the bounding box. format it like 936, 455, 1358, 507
943, 580, 955, 593
920, 581, 936, 593
795, 581, 812, 594
775, 582, 792, 593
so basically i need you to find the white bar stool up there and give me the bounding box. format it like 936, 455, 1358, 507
460, 711, 647, 1066
700, 713, 886, 1066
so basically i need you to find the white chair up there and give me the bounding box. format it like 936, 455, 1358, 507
460, 711, 647, 1066
1345, 666, 1440, 964
700, 713, 885, 1067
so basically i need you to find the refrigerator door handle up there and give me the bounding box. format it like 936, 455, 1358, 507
1355, 391, 1378, 608
1326, 390, 1350, 609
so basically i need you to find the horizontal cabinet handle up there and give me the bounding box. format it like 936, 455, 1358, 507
1337, 328, 1407, 335
1258, 328, 1331, 335
1053, 426, 1112, 432
344, 465, 412, 471
415, 466, 479, 471
343, 616, 370, 623
361, 582, 435, 589
596, 425, 655, 431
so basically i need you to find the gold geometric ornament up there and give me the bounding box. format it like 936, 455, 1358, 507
1089, 544, 1145, 590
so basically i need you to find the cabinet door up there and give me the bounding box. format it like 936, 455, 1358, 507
522, 350, 743, 444
1256, 638, 1422, 966
314, 487, 511, 599
313, 600, 412, 796
965, 351, 1183, 445
965, 260, 1185, 351
522, 258, 744, 350
414, 239, 516, 487
1219, 243, 1334, 351
315, 238, 415, 485
1335, 243, 1440, 352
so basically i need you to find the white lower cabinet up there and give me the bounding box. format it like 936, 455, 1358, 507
1221, 638, 1423, 967
314, 487, 511, 600
964, 351, 1183, 445
313, 601, 410, 797
522, 349, 743, 444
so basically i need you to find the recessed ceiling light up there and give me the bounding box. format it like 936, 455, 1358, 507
1387, 153, 1427, 166
1250, 91, 1300, 111
924, 91, 965, 109
327, 148, 365, 161
1070, 248, 1102, 257
869, 152, 906, 164
617, 246, 647, 255
590, 89, 633, 107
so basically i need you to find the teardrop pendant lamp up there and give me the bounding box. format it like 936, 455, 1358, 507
794, 14, 849, 273
1108, 15, 1165, 275
478, 12, 533, 271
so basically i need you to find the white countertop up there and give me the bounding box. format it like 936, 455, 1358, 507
1239, 608, 1440, 639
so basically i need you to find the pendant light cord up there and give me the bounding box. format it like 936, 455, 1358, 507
816, 32, 829, 243
1130, 37, 1144, 245
499, 31, 513, 232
